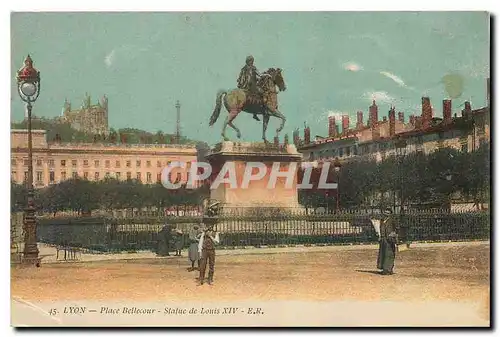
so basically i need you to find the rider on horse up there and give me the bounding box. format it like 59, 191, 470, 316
237, 55, 264, 122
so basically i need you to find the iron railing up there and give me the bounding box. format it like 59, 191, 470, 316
35, 208, 490, 253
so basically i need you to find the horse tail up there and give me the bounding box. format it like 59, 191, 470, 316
209, 90, 227, 126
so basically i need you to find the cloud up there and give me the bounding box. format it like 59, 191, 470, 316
104, 49, 116, 68
380, 71, 406, 86
343, 62, 363, 72
362, 91, 396, 104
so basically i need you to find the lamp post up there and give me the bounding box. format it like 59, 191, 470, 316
16, 55, 41, 266
333, 157, 342, 212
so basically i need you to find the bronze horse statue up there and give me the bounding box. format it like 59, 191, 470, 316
209, 68, 287, 142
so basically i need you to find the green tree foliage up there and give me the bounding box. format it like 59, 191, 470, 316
299, 144, 491, 209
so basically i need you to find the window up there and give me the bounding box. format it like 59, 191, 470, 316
11, 171, 16, 180
49, 159, 55, 168
136, 160, 141, 168
49, 171, 55, 183
36, 171, 43, 182
105, 172, 111, 179
94, 160, 100, 168
116, 160, 121, 168
105, 160, 110, 168
346, 147, 351, 156
24, 172, 29, 182
157, 160, 161, 168
95, 172, 100, 180
83, 172, 89, 180
83, 160, 89, 167
156, 172, 162, 183
147, 172, 152, 183
36, 159, 42, 167
72, 172, 78, 179
126, 160, 131, 168
60, 160, 66, 167
126, 172, 132, 180
339, 148, 344, 157
116, 172, 121, 179
136, 172, 142, 181
11, 159, 16, 166
146, 160, 151, 168
23, 159, 29, 166
61, 171, 67, 181
72, 160, 77, 168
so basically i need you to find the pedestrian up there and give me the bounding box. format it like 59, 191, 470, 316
377, 208, 398, 275
156, 224, 172, 257
174, 229, 184, 256
187, 224, 202, 271
197, 223, 220, 286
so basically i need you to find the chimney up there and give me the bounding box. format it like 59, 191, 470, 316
415, 116, 423, 129
443, 99, 452, 124
422, 97, 432, 129
389, 107, 396, 136
328, 116, 337, 137
409, 115, 416, 126
398, 112, 404, 123
369, 100, 378, 127
304, 126, 311, 144
356, 111, 364, 129
293, 129, 300, 146
342, 115, 350, 134
462, 101, 472, 118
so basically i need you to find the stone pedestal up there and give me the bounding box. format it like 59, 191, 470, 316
206, 141, 303, 210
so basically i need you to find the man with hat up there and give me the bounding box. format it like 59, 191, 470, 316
197, 221, 220, 285
377, 208, 398, 275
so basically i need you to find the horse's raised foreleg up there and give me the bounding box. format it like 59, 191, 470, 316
271, 109, 286, 135
262, 114, 270, 143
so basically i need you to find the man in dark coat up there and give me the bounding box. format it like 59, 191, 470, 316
156, 224, 173, 256
377, 208, 398, 275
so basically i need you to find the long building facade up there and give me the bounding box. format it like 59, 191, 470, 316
11, 130, 198, 188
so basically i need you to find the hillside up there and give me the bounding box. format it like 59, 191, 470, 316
11, 118, 200, 145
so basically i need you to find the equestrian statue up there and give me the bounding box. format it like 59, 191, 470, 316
209, 55, 287, 143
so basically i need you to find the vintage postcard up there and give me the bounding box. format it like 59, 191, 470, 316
10, 11, 490, 327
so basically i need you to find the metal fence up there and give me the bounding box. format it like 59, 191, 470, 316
35, 208, 490, 253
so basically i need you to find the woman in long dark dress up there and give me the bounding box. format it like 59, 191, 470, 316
377, 208, 398, 275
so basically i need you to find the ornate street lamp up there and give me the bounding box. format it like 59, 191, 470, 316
16, 55, 41, 266
333, 157, 342, 212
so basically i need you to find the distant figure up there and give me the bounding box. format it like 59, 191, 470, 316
174, 229, 184, 256
197, 223, 220, 286
188, 224, 202, 271
377, 208, 398, 275
156, 224, 173, 257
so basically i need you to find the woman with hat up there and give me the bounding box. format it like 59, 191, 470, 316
187, 224, 202, 271
377, 208, 398, 275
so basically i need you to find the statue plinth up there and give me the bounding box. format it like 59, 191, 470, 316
206, 141, 302, 209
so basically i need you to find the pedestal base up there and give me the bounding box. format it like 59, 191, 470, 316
206, 141, 303, 210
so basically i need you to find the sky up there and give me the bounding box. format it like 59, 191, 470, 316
10, 12, 490, 145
